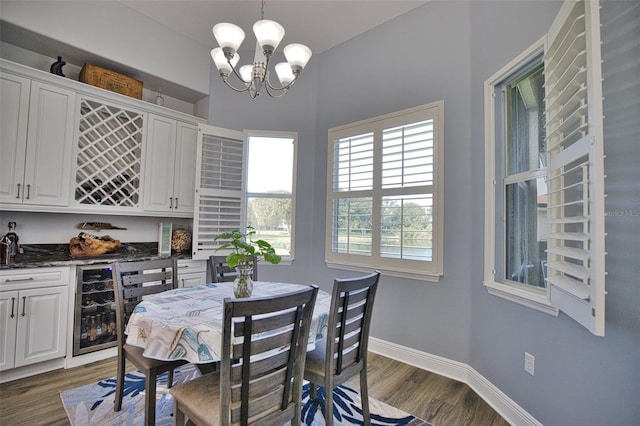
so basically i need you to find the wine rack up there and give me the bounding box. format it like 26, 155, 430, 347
75, 97, 144, 207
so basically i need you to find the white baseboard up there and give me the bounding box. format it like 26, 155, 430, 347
0, 358, 64, 383
368, 337, 542, 426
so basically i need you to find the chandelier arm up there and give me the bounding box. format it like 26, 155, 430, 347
222, 76, 252, 93
228, 61, 249, 86
263, 84, 289, 98
264, 72, 298, 92
263, 76, 298, 98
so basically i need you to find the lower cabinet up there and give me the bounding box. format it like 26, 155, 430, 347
177, 259, 207, 287
0, 267, 69, 371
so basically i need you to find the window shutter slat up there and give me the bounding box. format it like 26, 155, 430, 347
544, 0, 605, 335
546, 275, 590, 299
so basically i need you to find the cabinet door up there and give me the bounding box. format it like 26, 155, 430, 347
180, 274, 207, 288
0, 291, 18, 370
178, 259, 207, 288
22, 81, 76, 206
173, 122, 198, 213
0, 74, 30, 204
143, 113, 177, 212
14, 286, 69, 368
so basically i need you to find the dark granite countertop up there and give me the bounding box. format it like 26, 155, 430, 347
0, 242, 193, 269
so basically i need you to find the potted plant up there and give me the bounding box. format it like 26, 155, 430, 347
214, 227, 281, 297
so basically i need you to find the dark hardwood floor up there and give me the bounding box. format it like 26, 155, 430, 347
0, 352, 509, 425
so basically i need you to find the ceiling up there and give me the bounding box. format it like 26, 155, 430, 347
120, 0, 429, 54
0, 1, 428, 103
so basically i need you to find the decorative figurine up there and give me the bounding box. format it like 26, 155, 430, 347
50, 56, 66, 77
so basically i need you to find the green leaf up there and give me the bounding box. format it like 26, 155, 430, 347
264, 252, 282, 265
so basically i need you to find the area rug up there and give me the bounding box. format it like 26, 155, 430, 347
60, 364, 431, 425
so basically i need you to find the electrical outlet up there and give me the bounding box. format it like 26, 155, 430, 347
524, 352, 535, 376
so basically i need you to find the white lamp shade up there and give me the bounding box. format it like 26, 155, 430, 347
284, 43, 312, 71
239, 65, 254, 83
211, 48, 239, 74
253, 20, 285, 51
212, 23, 245, 52
275, 62, 295, 86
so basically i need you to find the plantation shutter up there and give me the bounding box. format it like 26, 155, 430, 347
544, 0, 605, 335
192, 124, 246, 260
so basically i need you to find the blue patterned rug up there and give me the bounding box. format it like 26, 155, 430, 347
60, 364, 430, 425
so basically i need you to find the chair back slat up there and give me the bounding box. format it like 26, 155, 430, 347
221, 285, 318, 426
233, 328, 296, 359
234, 308, 298, 335
230, 351, 290, 382
123, 282, 174, 300
341, 315, 365, 336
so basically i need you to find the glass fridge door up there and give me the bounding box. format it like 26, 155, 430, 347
73, 264, 118, 356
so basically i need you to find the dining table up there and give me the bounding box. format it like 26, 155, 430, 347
124, 281, 331, 366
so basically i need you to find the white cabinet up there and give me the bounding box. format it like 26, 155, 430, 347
177, 259, 207, 288
0, 267, 70, 371
0, 74, 75, 206
143, 113, 199, 215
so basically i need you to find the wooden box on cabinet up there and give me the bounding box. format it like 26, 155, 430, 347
79, 64, 143, 99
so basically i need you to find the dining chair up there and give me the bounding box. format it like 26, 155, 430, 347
170, 285, 319, 426
304, 271, 381, 426
112, 257, 188, 426
209, 254, 258, 282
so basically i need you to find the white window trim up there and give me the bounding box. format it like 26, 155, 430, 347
325, 101, 444, 282
483, 37, 559, 315
245, 130, 297, 266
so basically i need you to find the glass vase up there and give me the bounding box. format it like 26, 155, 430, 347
233, 267, 254, 298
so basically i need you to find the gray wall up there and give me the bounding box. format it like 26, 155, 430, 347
209, 1, 640, 424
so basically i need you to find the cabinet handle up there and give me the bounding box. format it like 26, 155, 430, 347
10, 297, 15, 319
175, 198, 178, 208
26, 184, 31, 199
21, 296, 26, 316
16, 183, 21, 199
5, 277, 34, 283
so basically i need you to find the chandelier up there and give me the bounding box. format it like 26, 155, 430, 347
210, 0, 312, 99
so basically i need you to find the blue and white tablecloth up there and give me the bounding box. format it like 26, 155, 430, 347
125, 282, 330, 364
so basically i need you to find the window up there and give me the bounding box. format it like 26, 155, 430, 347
326, 101, 444, 280
484, 0, 606, 335
246, 133, 296, 263
192, 126, 296, 264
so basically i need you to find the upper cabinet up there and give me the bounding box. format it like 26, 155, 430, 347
1, 59, 205, 218
73, 96, 146, 211
0, 73, 76, 207
143, 114, 199, 216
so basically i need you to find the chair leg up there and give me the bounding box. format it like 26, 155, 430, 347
114, 355, 125, 412
145, 374, 157, 426
309, 382, 317, 400
360, 368, 371, 426
174, 400, 186, 426
167, 368, 174, 388
324, 382, 334, 426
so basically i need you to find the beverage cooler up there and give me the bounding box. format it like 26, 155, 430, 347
74, 264, 118, 356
